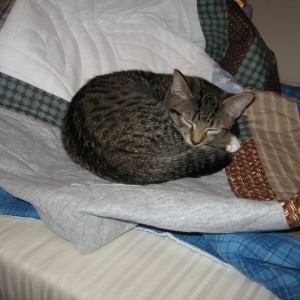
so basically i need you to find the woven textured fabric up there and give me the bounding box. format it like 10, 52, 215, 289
226, 142, 300, 227
197, 0, 281, 93
226, 139, 277, 201
280, 193, 300, 228
226, 91, 300, 228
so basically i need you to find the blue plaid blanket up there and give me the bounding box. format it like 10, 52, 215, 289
1, 186, 300, 300
0, 187, 40, 219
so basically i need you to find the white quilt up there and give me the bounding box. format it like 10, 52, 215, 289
0, 0, 221, 101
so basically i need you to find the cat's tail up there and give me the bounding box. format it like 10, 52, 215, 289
115, 146, 232, 185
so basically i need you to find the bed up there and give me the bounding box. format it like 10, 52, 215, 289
0, 0, 299, 299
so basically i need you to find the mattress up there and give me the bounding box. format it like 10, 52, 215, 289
0, 216, 279, 300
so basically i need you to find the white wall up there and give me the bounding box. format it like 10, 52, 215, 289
250, 0, 300, 85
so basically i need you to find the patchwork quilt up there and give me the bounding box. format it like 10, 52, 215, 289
1, 1, 300, 299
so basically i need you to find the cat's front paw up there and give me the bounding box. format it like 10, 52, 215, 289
226, 135, 241, 153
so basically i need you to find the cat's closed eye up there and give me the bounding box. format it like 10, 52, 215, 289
182, 119, 193, 129
205, 128, 220, 135
170, 109, 193, 130
170, 109, 181, 116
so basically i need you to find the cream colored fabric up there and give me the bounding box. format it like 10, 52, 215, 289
0, 217, 278, 300
247, 91, 300, 199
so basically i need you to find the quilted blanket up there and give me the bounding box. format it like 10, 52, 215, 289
1, 1, 299, 298
0, 106, 289, 253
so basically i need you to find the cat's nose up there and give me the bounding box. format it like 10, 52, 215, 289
191, 133, 204, 145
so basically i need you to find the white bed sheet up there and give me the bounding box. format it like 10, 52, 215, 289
0, 216, 278, 300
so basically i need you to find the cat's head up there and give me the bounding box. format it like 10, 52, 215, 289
166, 69, 254, 148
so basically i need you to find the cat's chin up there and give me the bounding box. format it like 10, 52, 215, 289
226, 135, 241, 153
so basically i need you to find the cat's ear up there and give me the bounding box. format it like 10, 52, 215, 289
222, 92, 254, 118
170, 69, 193, 99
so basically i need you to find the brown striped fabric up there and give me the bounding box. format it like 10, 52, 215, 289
247, 91, 300, 200
226, 90, 300, 227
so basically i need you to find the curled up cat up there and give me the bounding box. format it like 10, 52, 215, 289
62, 70, 254, 185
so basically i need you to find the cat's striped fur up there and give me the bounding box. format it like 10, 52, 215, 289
62, 70, 253, 184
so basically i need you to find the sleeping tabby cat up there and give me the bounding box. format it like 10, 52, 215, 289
62, 70, 254, 184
